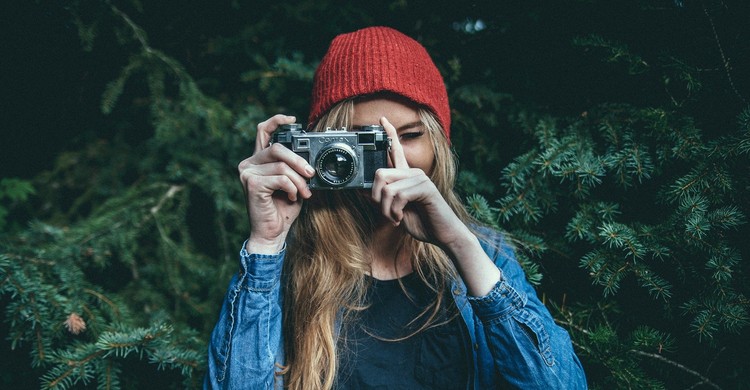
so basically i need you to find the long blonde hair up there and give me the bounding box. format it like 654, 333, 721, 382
279, 96, 474, 390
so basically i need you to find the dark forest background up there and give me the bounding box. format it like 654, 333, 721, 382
1, 0, 749, 388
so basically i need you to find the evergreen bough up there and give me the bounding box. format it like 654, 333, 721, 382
3, 1, 749, 389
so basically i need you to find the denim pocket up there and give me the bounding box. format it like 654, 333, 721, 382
511, 310, 554, 367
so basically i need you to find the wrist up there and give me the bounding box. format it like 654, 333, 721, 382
444, 228, 501, 297
442, 226, 480, 258
246, 235, 287, 254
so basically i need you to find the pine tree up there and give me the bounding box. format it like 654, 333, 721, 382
456, 3, 750, 386
2, 1, 314, 388
3, 1, 749, 389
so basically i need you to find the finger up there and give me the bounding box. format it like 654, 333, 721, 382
240, 160, 313, 199
380, 116, 409, 169
370, 167, 423, 204
378, 175, 432, 225
254, 114, 297, 154
247, 161, 313, 199
245, 173, 301, 203
249, 143, 316, 179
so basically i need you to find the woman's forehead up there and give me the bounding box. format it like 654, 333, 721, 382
352, 98, 420, 125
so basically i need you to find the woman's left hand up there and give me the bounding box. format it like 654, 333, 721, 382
372, 116, 501, 296
371, 117, 468, 251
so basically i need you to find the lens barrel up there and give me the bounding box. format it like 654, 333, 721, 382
315, 143, 357, 186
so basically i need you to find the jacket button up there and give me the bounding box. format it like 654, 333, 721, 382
453, 288, 462, 296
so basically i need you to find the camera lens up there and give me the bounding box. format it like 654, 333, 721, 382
323, 152, 351, 176
316, 144, 357, 187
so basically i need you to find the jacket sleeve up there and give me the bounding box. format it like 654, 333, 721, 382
204, 243, 286, 390
468, 230, 587, 389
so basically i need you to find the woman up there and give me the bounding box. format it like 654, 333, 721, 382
206, 26, 587, 389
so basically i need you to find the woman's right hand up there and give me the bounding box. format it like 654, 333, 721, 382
238, 114, 315, 254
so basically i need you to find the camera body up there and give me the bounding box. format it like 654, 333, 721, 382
271, 124, 390, 190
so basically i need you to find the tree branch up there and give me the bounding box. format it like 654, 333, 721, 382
628, 349, 722, 390
702, 2, 748, 106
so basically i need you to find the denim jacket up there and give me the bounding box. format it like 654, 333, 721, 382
205, 229, 587, 389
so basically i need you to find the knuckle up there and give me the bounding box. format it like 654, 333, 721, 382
247, 176, 259, 188
283, 176, 297, 189
270, 161, 285, 171
278, 177, 295, 193
238, 158, 254, 172
279, 163, 299, 179
238, 166, 250, 180
374, 169, 387, 180
269, 143, 287, 154
243, 174, 260, 189
382, 185, 397, 198
257, 114, 287, 132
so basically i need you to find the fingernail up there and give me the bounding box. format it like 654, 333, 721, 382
305, 165, 315, 176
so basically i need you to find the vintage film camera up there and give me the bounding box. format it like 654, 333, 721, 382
271, 124, 391, 189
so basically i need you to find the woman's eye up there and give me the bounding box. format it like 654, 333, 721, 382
399, 130, 425, 140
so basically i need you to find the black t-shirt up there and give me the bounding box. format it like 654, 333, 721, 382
336, 272, 469, 389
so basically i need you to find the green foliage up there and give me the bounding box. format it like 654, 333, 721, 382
573, 34, 650, 75
465, 193, 544, 286
488, 101, 749, 387
0, 178, 35, 231
555, 302, 673, 390
1, 183, 207, 388
491, 103, 748, 313
37, 322, 199, 390
4, 0, 750, 389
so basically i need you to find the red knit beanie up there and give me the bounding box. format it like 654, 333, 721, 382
309, 26, 451, 139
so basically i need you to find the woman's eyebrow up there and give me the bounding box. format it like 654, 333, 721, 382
397, 121, 423, 131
